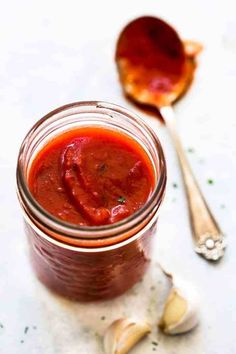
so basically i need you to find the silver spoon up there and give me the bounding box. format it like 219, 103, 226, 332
115, 16, 225, 261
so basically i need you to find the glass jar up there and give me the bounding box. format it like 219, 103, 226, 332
16, 101, 166, 301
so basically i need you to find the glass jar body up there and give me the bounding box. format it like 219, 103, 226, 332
17, 101, 166, 301
25, 215, 157, 301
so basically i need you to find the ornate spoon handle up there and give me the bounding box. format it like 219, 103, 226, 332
160, 106, 225, 261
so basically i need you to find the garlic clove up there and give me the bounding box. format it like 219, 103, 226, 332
104, 318, 151, 354
104, 319, 131, 354
159, 277, 199, 335
159, 288, 187, 330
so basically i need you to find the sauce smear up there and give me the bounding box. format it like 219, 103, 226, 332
29, 127, 155, 226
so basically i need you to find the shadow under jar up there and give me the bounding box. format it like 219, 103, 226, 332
16, 101, 166, 301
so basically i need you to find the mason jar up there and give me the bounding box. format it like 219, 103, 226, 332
16, 101, 166, 301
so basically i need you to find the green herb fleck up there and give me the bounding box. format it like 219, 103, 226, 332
118, 196, 126, 204
172, 183, 178, 188
152, 348, 157, 351
20, 340, 24, 344
172, 197, 177, 203
187, 147, 195, 153
0, 323, 3, 329
207, 179, 214, 185
101, 316, 106, 321
99, 163, 107, 173
150, 286, 156, 291
24, 326, 29, 334
152, 341, 158, 346
220, 204, 226, 209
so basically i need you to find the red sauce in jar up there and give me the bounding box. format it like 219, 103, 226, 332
28, 127, 155, 226
16, 101, 167, 302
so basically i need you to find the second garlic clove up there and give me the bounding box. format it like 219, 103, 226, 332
159, 277, 200, 335
104, 318, 151, 354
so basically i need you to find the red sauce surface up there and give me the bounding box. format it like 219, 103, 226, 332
29, 127, 155, 226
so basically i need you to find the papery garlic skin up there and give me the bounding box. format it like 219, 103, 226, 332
104, 318, 151, 354
159, 278, 199, 335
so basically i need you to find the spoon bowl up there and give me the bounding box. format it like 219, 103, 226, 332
116, 16, 196, 109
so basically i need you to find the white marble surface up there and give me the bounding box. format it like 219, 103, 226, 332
0, 0, 236, 353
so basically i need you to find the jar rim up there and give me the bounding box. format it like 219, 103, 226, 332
16, 101, 167, 240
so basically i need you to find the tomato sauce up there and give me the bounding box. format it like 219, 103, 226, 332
116, 16, 197, 109
17, 101, 167, 301
116, 16, 186, 88
28, 127, 155, 226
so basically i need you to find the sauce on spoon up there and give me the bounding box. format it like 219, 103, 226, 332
116, 16, 199, 108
